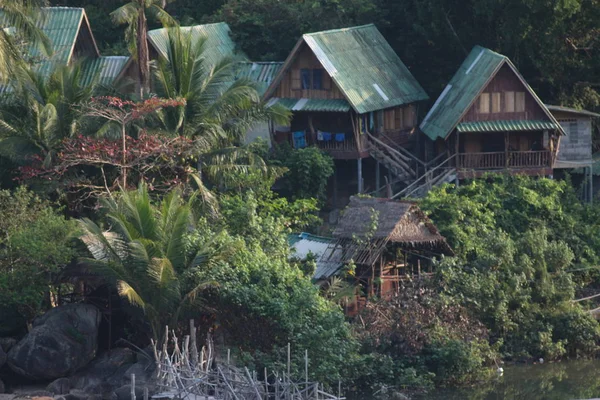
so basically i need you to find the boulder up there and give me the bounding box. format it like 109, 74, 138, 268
69, 348, 136, 394
7, 304, 101, 380
47, 378, 72, 395
114, 385, 144, 400
0, 307, 27, 337
0, 378, 4, 394
0, 337, 17, 352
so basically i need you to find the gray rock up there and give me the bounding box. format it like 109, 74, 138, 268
27, 390, 54, 397
0, 343, 6, 369
87, 395, 103, 400
0, 337, 17, 352
0, 378, 4, 394
122, 361, 155, 386
68, 389, 89, 400
47, 378, 72, 395
114, 385, 144, 400
0, 307, 27, 337
69, 348, 136, 394
7, 304, 101, 380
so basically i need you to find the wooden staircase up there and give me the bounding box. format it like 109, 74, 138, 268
366, 133, 418, 184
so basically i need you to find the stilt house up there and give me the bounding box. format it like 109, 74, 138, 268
262, 25, 429, 202
316, 196, 452, 314
420, 46, 564, 180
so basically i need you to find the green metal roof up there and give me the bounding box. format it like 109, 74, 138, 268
80, 56, 130, 87
421, 46, 563, 141
284, 24, 428, 114
456, 120, 560, 133
148, 23, 240, 68
266, 98, 351, 112
235, 62, 283, 96
546, 104, 600, 118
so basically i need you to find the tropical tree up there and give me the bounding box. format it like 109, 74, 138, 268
79, 183, 217, 340
0, 0, 51, 81
111, 0, 176, 98
151, 27, 289, 184
0, 62, 95, 166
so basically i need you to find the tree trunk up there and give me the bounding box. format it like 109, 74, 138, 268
122, 123, 127, 188
137, 4, 149, 99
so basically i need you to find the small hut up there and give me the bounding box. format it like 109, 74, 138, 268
320, 196, 452, 313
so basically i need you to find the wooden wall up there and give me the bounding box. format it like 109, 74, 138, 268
462, 64, 548, 122
273, 44, 345, 99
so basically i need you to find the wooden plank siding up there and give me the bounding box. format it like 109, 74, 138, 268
462, 64, 548, 122
273, 44, 346, 99
552, 111, 593, 168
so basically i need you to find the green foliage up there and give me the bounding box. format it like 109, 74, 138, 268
79, 183, 217, 340
421, 176, 600, 361
180, 190, 356, 386
0, 187, 78, 322
270, 144, 334, 203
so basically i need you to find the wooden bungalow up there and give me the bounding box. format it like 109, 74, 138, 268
316, 196, 452, 315
262, 24, 429, 195
420, 46, 564, 180
1, 7, 130, 90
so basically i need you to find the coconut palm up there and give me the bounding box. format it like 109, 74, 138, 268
79, 183, 217, 340
0, 0, 51, 81
0, 62, 95, 166
152, 27, 289, 183
111, 0, 176, 99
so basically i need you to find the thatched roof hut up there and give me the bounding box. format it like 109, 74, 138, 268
321, 196, 452, 267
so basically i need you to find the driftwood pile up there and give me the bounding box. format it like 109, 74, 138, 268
149, 321, 344, 400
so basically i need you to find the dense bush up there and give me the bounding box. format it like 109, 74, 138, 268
0, 187, 78, 325
420, 176, 600, 361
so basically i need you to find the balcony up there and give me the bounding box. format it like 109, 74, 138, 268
457, 150, 552, 170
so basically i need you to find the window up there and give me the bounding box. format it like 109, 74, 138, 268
505, 91, 515, 112
515, 92, 525, 112
394, 107, 403, 129
492, 92, 501, 113
312, 69, 323, 89
479, 93, 490, 113
301, 69, 311, 90
384, 109, 395, 130
403, 106, 414, 128
291, 69, 301, 90
299, 68, 326, 90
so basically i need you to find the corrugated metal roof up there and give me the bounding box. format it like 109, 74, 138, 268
32, 7, 85, 76
293, 24, 427, 114
267, 97, 351, 112
80, 56, 130, 87
288, 233, 343, 280
235, 62, 283, 96
421, 46, 563, 141
456, 120, 560, 132
147, 23, 239, 68
546, 104, 600, 118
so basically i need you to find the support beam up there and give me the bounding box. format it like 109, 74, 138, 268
357, 158, 363, 193
375, 161, 381, 196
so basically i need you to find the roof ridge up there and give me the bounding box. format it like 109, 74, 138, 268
41, 6, 84, 11
303, 23, 376, 37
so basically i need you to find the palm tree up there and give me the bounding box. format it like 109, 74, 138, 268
0, 0, 51, 81
0, 62, 95, 166
111, 0, 176, 99
152, 27, 290, 184
79, 183, 217, 340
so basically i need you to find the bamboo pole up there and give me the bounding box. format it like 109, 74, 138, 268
130, 374, 136, 400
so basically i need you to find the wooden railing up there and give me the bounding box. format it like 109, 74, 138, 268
315, 134, 368, 154
457, 151, 551, 169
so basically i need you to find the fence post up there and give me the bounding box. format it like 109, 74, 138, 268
131, 374, 136, 400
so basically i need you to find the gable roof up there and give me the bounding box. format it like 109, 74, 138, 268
235, 62, 283, 96
420, 46, 563, 141
1, 7, 127, 88
263, 24, 428, 114
147, 23, 239, 68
